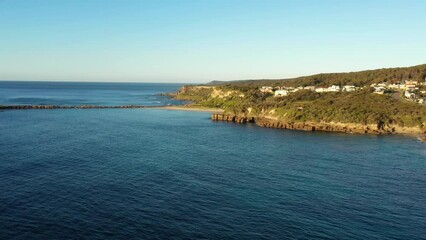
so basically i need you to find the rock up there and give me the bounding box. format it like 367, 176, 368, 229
211, 114, 252, 124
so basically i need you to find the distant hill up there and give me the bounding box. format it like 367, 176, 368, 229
205, 79, 257, 86
205, 80, 226, 86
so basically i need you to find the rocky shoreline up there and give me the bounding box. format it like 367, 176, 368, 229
212, 114, 425, 135
211, 114, 255, 123
2, 105, 424, 136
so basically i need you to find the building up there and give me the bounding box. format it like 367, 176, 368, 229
388, 83, 401, 89
405, 80, 418, 85
260, 86, 273, 93
404, 91, 416, 99
315, 87, 328, 93
405, 85, 419, 91
342, 85, 356, 92
327, 85, 340, 92
303, 86, 316, 91
373, 86, 386, 94
274, 90, 289, 97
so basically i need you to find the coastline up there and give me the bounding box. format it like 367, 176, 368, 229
1, 103, 423, 138
174, 83, 426, 139
211, 113, 426, 137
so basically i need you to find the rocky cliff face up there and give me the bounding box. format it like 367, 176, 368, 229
256, 118, 389, 134
211, 114, 425, 135
211, 114, 255, 123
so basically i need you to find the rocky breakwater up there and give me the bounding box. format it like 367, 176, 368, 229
211, 114, 255, 124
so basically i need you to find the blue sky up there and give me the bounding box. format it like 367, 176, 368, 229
0, 0, 425, 83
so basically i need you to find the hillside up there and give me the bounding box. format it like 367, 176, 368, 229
176, 64, 426, 134
211, 64, 426, 90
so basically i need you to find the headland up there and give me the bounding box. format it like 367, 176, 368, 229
173, 64, 426, 136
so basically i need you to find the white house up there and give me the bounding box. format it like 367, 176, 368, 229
373, 86, 386, 93
405, 80, 418, 85
327, 85, 340, 92
404, 91, 416, 99
405, 85, 419, 91
373, 86, 386, 94
373, 90, 384, 95
304, 86, 316, 91
342, 85, 356, 92
274, 90, 289, 97
315, 87, 328, 93
260, 86, 273, 93
388, 83, 401, 89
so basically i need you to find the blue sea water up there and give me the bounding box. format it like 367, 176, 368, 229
0, 81, 184, 106
0, 82, 425, 239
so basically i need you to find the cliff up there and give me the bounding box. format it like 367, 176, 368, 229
211, 114, 424, 135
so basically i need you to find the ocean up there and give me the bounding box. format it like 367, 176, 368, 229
0, 81, 184, 106
0, 81, 425, 239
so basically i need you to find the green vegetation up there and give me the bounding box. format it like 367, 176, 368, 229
176, 64, 426, 128
270, 90, 426, 127
175, 87, 213, 101
211, 64, 426, 90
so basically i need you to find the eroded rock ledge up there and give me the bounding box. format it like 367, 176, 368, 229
211, 114, 255, 123
255, 118, 379, 134
211, 114, 424, 135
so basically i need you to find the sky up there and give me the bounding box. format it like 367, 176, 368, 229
0, 0, 425, 83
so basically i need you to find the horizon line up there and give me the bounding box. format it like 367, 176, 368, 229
0, 79, 200, 84
1, 63, 425, 84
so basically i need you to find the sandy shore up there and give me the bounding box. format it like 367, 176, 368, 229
157, 105, 224, 113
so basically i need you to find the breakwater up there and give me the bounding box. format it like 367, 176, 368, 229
0, 105, 164, 110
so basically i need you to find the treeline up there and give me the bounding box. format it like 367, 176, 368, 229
214, 64, 426, 91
